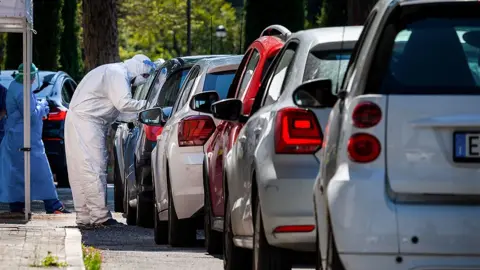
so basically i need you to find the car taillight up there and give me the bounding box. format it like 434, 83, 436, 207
178, 115, 215, 147
144, 125, 163, 142
275, 108, 322, 154
352, 102, 381, 128
46, 107, 67, 121
347, 133, 381, 163
273, 225, 315, 233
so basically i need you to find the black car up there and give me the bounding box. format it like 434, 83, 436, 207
0, 70, 77, 187
113, 55, 226, 227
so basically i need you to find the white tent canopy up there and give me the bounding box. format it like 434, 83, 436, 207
0, 0, 33, 221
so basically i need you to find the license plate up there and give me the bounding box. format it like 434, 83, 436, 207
453, 132, 480, 162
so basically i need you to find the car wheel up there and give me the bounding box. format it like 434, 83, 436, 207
167, 171, 196, 247
153, 191, 168, 245
113, 157, 124, 213
326, 215, 345, 270
55, 167, 70, 188
253, 197, 292, 270
203, 167, 223, 254
124, 182, 136, 226
136, 191, 154, 228
223, 191, 251, 270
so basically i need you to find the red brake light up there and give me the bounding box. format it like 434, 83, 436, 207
352, 102, 381, 128
347, 133, 381, 163
46, 107, 67, 121
144, 125, 163, 142
273, 225, 315, 233
275, 108, 322, 154
178, 115, 215, 147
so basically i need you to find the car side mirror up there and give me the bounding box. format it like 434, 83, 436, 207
190, 91, 220, 114
211, 99, 243, 122
292, 78, 337, 108
138, 107, 167, 126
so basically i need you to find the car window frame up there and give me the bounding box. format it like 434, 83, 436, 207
155, 67, 191, 108
61, 77, 75, 105
227, 49, 253, 99
236, 49, 261, 100
145, 67, 168, 107
261, 40, 299, 106
172, 66, 200, 114
250, 52, 283, 115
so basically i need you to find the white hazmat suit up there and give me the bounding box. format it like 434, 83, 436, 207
65, 54, 155, 225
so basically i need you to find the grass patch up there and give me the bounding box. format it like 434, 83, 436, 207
83, 245, 102, 270
30, 251, 68, 267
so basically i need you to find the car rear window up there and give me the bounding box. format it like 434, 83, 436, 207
0, 72, 55, 97
303, 50, 352, 94
203, 70, 236, 99
374, 3, 480, 95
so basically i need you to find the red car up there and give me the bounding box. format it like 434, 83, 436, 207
202, 25, 290, 254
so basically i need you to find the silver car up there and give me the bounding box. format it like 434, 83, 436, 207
211, 26, 362, 269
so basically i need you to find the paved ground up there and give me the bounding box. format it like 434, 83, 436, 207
0, 186, 314, 269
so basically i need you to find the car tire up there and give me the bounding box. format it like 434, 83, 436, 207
167, 172, 196, 247
223, 191, 251, 270
253, 198, 292, 270
203, 166, 223, 254
136, 191, 154, 228
124, 183, 136, 226
55, 167, 70, 188
113, 156, 124, 213
154, 192, 168, 245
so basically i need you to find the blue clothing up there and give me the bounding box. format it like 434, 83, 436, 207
0, 84, 7, 143
0, 80, 58, 202
9, 199, 62, 212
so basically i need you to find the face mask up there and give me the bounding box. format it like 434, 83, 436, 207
131, 74, 149, 87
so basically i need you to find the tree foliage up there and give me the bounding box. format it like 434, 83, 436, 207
244, 0, 305, 49
318, 0, 347, 27
60, 0, 83, 81
118, 0, 241, 61
5, 0, 64, 70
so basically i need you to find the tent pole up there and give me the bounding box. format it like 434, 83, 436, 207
23, 21, 32, 222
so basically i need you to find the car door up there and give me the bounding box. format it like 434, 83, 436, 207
158, 66, 201, 215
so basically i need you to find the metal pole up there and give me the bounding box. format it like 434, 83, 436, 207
186, 0, 192, 55
239, 10, 244, 54
23, 22, 32, 222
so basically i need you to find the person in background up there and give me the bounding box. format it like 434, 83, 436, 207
0, 83, 7, 143
0, 63, 70, 214
65, 54, 155, 228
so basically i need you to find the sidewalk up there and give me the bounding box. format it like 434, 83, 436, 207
0, 213, 84, 270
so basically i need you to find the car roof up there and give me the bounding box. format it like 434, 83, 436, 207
0, 70, 60, 85
290, 26, 363, 46
194, 55, 244, 74
159, 55, 234, 74
376, 0, 477, 8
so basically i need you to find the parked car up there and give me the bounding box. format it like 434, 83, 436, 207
148, 55, 243, 247
202, 25, 290, 255
212, 26, 361, 270
314, 1, 480, 270
0, 70, 77, 187
113, 56, 221, 227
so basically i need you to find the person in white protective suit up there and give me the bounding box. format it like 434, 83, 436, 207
65, 54, 156, 227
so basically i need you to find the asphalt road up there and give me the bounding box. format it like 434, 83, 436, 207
0, 185, 314, 270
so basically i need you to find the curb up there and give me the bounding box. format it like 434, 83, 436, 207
65, 228, 85, 270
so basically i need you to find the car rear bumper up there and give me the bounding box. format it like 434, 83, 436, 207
170, 150, 204, 220
338, 254, 480, 270
326, 169, 480, 266
259, 177, 316, 252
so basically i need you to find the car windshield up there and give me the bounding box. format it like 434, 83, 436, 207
0, 72, 55, 98
303, 50, 352, 94
379, 17, 480, 94
203, 70, 236, 99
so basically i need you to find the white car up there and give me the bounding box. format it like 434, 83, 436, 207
151, 55, 242, 247
313, 0, 480, 269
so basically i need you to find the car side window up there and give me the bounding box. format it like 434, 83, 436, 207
340, 10, 377, 91
156, 68, 190, 107
250, 53, 281, 115
61, 79, 75, 104
263, 42, 298, 106
172, 66, 199, 113
145, 67, 168, 107
236, 49, 260, 99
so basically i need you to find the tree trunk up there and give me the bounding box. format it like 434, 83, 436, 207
60, 0, 82, 81
82, 0, 120, 72
347, 0, 378, 25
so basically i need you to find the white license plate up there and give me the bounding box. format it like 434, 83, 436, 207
454, 132, 480, 162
